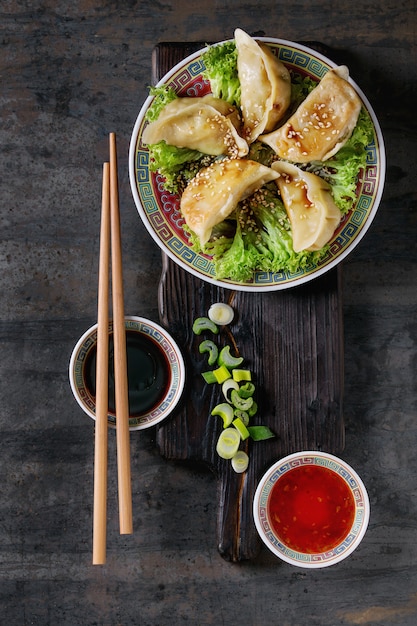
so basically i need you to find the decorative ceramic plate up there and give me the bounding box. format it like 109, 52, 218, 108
129, 37, 385, 292
69, 316, 185, 430
253, 451, 370, 568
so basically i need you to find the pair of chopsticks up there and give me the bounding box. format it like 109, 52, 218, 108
93, 133, 133, 565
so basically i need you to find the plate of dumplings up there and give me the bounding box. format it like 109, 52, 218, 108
129, 29, 385, 292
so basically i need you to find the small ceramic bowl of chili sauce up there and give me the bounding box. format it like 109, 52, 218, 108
253, 451, 370, 568
69, 316, 185, 430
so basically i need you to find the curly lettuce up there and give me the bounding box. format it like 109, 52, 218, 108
145, 85, 178, 122
146, 142, 206, 194
202, 41, 241, 106
199, 186, 327, 282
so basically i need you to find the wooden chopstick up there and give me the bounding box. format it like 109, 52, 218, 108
109, 132, 133, 535
93, 162, 111, 565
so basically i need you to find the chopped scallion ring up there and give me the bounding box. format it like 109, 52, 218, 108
199, 339, 219, 366
218, 345, 244, 369
211, 402, 234, 428
208, 302, 234, 326
192, 317, 219, 335
230, 389, 254, 411
216, 428, 240, 459
201, 370, 217, 384
213, 364, 232, 384
231, 450, 249, 473
232, 369, 252, 382
232, 417, 250, 440
222, 378, 239, 402
238, 382, 255, 398
247, 425, 275, 441
233, 409, 249, 426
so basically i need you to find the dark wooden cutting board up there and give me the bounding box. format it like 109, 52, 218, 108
153, 42, 345, 562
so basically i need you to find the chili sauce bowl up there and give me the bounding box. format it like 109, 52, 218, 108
69, 316, 185, 430
253, 451, 370, 568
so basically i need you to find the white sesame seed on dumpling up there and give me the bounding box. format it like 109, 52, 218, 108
259, 66, 361, 162
180, 158, 279, 245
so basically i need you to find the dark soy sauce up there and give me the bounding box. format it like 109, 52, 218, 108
84, 330, 171, 416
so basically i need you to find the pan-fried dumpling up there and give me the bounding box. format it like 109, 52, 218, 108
142, 95, 248, 158
181, 158, 279, 245
272, 160, 341, 252
147, 94, 242, 129
260, 66, 361, 162
235, 28, 291, 144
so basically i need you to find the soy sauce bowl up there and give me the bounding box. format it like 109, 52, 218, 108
69, 316, 185, 430
253, 451, 370, 568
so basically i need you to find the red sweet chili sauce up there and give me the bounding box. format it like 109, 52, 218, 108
268, 464, 355, 554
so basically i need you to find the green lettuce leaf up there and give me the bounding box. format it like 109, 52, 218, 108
202, 186, 327, 282
147, 141, 207, 194
202, 40, 241, 106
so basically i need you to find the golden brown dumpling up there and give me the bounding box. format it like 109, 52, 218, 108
181, 158, 279, 245
142, 95, 248, 158
235, 28, 291, 143
272, 160, 341, 252
260, 66, 361, 162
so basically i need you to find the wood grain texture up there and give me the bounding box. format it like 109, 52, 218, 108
152, 43, 345, 561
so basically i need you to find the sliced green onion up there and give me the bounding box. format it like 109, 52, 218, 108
201, 370, 217, 384
199, 339, 218, 366
192, 316, 219, 335
230, 389, 254, 411
211, 402, 234, 428
238, 382, 255, 398
247, 425, 275, 441
222, 378, 239, 402
216, 427, 240, 459
193, 309, 274, 465
232, 417, 250, 440
213, 364, 231, 384
231, 450, 249, 473
208, 302, 234, 325
233, 409, 249, 426
218, 345, 244, 369
232, 368, 252, 382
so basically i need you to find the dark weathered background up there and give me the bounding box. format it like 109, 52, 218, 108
1, 1, 416, 624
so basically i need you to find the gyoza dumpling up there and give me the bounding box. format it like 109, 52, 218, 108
181, 158, 279, 245
260, 66, 361, 162
142, 95, 248, 158
147, 94, 242, 129
235, 28, 291, 143
272, 160, 341, 252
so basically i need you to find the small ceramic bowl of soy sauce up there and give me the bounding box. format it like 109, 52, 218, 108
69, 316, 185, 430
253, 451, 370, 568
